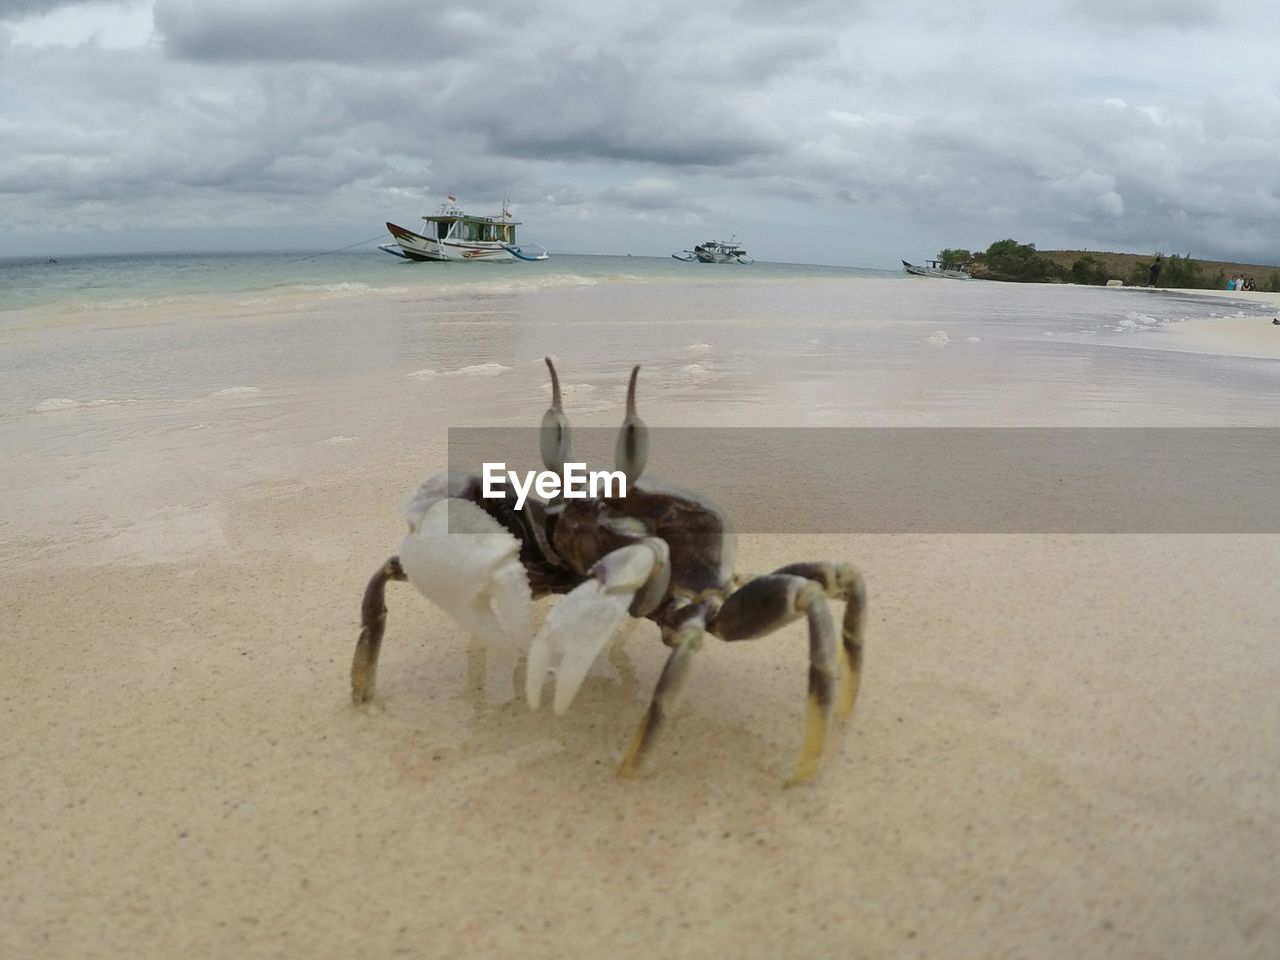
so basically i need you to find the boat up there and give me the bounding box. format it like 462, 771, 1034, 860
379, 197, 549, 262
672, 237, 754, 264
901, 258, 970, 279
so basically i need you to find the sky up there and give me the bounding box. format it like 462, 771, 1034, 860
1, 0, 1278, 267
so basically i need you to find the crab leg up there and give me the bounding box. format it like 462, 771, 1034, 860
619, 613, 704, 778
711, 574, 838, 785
773, 562, 867, 716
351, 556, 408, 704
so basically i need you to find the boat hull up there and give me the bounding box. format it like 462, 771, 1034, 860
695, 250, 740, 263
902, 259, 970, 280
673, 240, 754, 264
382, 222, 516, 262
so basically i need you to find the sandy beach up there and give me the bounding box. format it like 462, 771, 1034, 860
1149, 289, 1280, 360
3, 268, 1278, 959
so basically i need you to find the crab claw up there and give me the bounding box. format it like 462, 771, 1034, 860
527, 540, 667, 714
398, 496, 533, 657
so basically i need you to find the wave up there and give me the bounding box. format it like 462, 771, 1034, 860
406, 362, 511, 379
678, 362, 715, 379
29, 397, 129, 413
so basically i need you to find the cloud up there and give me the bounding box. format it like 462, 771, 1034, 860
1060, 0, 1224, 28
597, 178, 696, 211
0, 0, 89, 20
4, 0, 1280, 263
153, 0, 532, 62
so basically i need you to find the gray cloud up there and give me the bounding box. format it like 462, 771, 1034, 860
4, 0, 1280, 263
0, 0, 87, 20
1061, 0, 1225, 28
154, 0, 533, 62
596, 179, 699, 212
731, 0, 870, 24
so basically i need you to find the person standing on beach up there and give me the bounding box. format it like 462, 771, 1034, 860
1148, 255, 1162, 287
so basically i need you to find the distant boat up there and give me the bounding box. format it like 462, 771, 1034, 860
902, 258, 970, 280
672, 237, 754, 264
379, 197, 549, 262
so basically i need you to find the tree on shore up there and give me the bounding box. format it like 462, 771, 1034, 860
974, 239, 1065, 282
936, 248, 972, 267
1070, 254, 1108, 285
1128, 253, 1203, 288
940, 239, 1273, 288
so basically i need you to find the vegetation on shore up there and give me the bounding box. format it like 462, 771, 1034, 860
937, 241, 1280, 291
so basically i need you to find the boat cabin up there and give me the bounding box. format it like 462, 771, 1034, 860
422, 212, 520, 244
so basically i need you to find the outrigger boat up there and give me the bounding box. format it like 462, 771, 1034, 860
901, 258, 970, 279
379, 197, 549, 262
672, 237, 754, 264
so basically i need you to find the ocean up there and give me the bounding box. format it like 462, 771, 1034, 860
3, 250, 1278, 552
3, 249, 1276, 414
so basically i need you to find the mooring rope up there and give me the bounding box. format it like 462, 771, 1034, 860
283, 234, 387, 264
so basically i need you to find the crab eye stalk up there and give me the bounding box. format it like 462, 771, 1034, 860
614, 364, 649, 483
541, 356, 572, 473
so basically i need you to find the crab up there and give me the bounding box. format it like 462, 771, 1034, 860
351, 358, 867, 783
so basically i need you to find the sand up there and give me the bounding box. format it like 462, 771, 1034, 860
1148, 289, 1280, 360
3, 285, 1279, 959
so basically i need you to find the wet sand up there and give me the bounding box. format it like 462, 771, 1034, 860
3, 282, 1279, 958
1150, 289, 1280, 360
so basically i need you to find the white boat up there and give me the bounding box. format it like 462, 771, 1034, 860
379, 198, 549, 262
672, 237, 754, 264
902, 258, 970, 279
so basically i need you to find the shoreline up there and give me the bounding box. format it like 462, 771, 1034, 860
1152, 287, 1280, 359
1111, 288, 1280, 363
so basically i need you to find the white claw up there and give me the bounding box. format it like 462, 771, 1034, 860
399, 498, 533, 657
490, 562, 533, 647
527, 583, 632, 713
526, 542, 662, 713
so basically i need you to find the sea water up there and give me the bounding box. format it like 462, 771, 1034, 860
3, 250, 1275, 416
2, 251, 1278, 552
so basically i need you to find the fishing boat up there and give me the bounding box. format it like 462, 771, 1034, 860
379, 197, 549, 262
901, 258, 970, 279
672, 237, 754, 264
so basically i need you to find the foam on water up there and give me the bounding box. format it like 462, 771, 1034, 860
79, 294, 190, 312
405, 362, 512, 381
30, 397, 129, 413
453, 363, 511, 376
678, 363, 714, 379
31, 398, 82, 412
